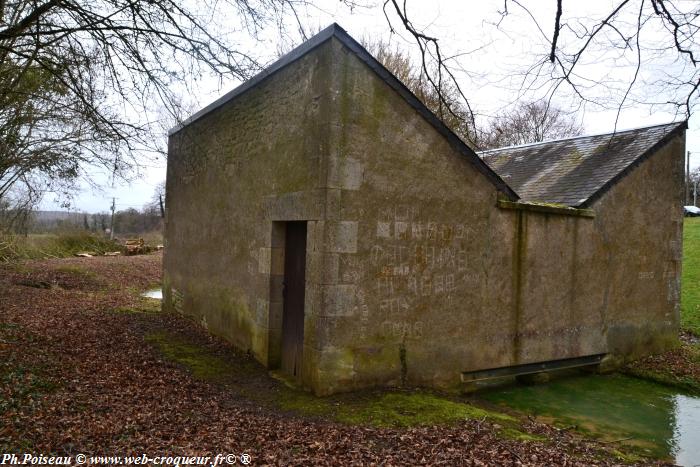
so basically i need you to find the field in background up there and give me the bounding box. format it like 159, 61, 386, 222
683, 217, 700, 335
0, 231, 162, 262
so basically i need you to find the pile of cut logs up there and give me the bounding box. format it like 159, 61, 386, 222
125, 238, 146, 256
75, 238, 163, 257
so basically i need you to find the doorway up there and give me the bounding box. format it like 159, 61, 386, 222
281, 221, 307, 379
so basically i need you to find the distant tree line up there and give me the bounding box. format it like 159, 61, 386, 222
16, 206, 161, 236
111, 207, 162, 236
2, 180, 166, 236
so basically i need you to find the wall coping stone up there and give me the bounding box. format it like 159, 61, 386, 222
497, 199, 595, 218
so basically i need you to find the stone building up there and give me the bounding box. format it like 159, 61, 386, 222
164, 24, 686, 395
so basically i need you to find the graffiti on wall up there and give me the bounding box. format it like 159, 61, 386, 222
365, 204, 486, 339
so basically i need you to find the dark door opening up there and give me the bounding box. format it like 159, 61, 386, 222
281, 221, 307, 379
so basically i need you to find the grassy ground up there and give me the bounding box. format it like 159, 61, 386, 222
144, 327, 519, 429
682, 217, 700, 335
0, 230, 163, 263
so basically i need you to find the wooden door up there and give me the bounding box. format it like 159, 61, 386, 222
281, 222, 307, 379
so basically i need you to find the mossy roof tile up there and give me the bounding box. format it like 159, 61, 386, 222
480, 122, 687, 207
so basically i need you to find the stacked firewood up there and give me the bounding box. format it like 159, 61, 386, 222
124, 238, 146, 256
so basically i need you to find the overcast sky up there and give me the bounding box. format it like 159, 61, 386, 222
40, 0, 700, 213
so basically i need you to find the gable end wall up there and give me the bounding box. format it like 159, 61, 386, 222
163, 40, 337, 383
590, 132, 685, 358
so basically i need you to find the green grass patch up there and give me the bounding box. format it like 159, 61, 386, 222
274, 386, 518, 429
609, 448, 646, 464
146, 330, 520, 430
498, 427, 547, 442
116, 298, 162, 314
145, 331, 238, 381
682, 218, 700, 335
275, 389, 515, 427
0, 232, 122, 262
332, 392, 514, 428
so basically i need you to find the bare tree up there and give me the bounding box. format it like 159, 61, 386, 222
0, 0, 340, 211
363, 38, 477, 146
380, 0, 479, 146
480, 100, 583, 149
148, 181, 166, 218
363, 38, 580, 150
687, 166, 700, 206
0, 184, 37, 234
385, 1, 699, 134
531, 0, 700, 119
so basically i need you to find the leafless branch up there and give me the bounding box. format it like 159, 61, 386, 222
550, 0, 562, 62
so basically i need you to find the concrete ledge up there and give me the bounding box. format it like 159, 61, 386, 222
461, 353, 606, 382
497, 199, 595, 218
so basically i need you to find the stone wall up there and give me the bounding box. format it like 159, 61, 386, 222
300, 39, 504, 393
591, 134, 685, 357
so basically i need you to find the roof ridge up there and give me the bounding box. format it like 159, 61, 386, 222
480, 120, 685, 155
168, 22, 519, 200
327, 26, 517, 199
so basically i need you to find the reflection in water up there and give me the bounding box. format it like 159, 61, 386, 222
480, 373, 700, 465
142, 288, 162, 299
673, 395, 700, 467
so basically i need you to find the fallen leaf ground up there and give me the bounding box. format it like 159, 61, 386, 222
0, 254, 668, 465
623, 331, 700, 394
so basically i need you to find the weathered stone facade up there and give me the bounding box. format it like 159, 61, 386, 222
164, 25, 685, 395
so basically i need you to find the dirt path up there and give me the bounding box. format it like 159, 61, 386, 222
0, 254, 659, 465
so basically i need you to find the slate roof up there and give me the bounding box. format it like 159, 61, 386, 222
481, 122, 687, 207
169, 23, 518, 200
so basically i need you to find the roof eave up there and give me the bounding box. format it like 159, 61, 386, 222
168, 23, 340, 136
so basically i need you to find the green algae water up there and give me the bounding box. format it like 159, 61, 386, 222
480, 373, 700, 465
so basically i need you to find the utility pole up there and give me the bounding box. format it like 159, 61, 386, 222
687, 151, 691, 205
109, 198, 116, 240
695, 179, 698, 206
158, 194, 165, 218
